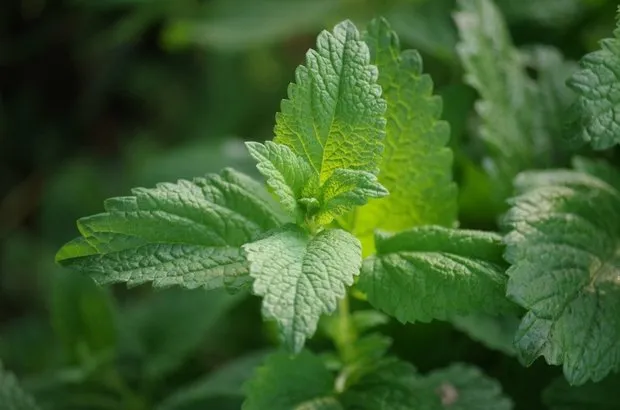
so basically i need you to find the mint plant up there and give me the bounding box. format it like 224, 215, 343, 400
22, 0, 618, 408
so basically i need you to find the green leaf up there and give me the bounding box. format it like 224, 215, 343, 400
568, 10, 620, 149
543, 374, 620, 410
243, 224, 362, 352
274, 20, 387, 183
497, 0, 584, 28
158, 350, 270, 410
0, 363, 41, 410
454, 0, 541, 200
451, 313, 519, 356
163, 0, 340, 51
120, 288, 244, 379
56, 169, 289, 291
502, 160, 620, 385
414, 364, 513, 410
359, 226, 514, 324
315, 169, 388, 225
242, 350, 336, 410
50, 271, 117, 362
295, 397, 343, 410
523, 46, 578, 165
355, 18, 456, 252
387, 0, 458, 63
246, 141, 316, 216
341, 358, 439, 410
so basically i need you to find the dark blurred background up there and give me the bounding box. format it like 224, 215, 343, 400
0, 0, 618, 409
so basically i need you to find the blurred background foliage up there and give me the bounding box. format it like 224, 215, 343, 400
1, 0, 619, 409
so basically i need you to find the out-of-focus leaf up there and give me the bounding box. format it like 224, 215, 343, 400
497, 0, 585, 27
451, 313, 519, 356
50, 271, 117, 363
543, 374, 620, 409
0, 362, 41, 410
120, 288, 245, 380
162, 0, 340, 51
157, 350, 271, 410
388, 0, 458, 63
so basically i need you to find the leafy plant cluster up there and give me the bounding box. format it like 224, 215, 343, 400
3, 0, 620, 409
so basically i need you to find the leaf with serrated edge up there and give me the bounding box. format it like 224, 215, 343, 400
316, 169, 388, 225
567, 11, 620, 149
355, 18, 456, 253
274, 20, 386, 183
246, 141, 316, 216
415, 364, 513, 410
0, 362, 41, 410
56, 169, 289, 291
243, 224, 361, 352
359, 225, 514, 323
242, 350, 336, 410
503, 160, 620, 385
455, 0, 541, 200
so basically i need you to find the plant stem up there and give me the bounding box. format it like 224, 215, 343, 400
336, 294, 356, 365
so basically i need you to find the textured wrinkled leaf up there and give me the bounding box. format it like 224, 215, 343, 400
274, 20, 386, 183
359, 226, 514, 323
567, 13, 620, 149
415, 364, 513, 410
0, 363, 41, 410
503, 159, 620, 384
342, 358, 439, 410
355, 18, 456, 252
454, 0, 542, 200
451, 313, 519, 356
242, 350, 335, 410
158, 350, 270, 410
56, 169, 288, 291
246, 141, 316, 216
543, 374, 620, 410
243, 225, 362, 352
316, 169, 387, 225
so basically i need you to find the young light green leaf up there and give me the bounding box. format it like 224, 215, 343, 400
454, 0, 541, 201
315, 169, 388, 225
567, 12, 620, 149
0, 363, 41, 410
414, 364, 513, 410
56, 169, 289, 291
451, 313, 519, 357
242, 350, 336, 410
243, 225, 361, 352
503, 161, 620, 385
359, 226, 515, 324
245, 141, 316, 216
295, 397, 343, 410
543, 374, 620, 410
274, 20, 386, 183
355, 18, 456, 252
341, 358, 439, 410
